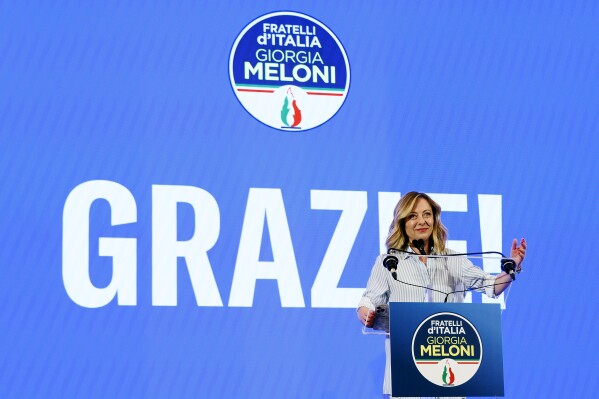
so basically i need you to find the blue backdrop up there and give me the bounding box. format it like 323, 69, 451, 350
1, 1, 598, 398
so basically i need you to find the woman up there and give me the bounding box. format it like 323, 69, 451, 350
357, 192, 526, 399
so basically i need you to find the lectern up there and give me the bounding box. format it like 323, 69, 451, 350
390, 302, 504, 397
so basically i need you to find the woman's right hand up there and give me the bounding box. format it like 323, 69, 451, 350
357, 306, 376, 327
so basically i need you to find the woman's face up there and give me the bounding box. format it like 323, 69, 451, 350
404, 197, 434, 245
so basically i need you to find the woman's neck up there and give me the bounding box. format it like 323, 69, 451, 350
408, 239, 430, 266
408, 240, 430, 255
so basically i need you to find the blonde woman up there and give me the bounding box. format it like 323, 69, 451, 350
357, 191, 526, 399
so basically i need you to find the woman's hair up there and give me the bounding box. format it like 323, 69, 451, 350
385, 191, 448, 254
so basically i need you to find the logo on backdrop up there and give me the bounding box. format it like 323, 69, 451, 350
412, 312, 483, 387
229, 11, 350, 131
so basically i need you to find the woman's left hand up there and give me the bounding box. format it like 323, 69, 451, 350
510, 238, 527, 269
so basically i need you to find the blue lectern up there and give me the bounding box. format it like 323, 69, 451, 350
390, 303, 504, 397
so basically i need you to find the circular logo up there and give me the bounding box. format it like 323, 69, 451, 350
229, 11, 350, 131
412, 312, 483, 387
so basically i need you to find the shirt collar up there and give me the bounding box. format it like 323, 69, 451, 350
398, 245, 436, 259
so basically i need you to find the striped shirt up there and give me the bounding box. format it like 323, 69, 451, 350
357, 247, 497, 398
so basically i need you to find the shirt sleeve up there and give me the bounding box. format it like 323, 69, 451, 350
455, 255, 498, 299
357, 254, 391, 311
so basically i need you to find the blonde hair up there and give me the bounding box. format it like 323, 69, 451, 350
385, 191, 448, 254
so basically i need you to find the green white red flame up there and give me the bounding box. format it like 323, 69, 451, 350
442, 361, 456, 385
280, 88, 302, 127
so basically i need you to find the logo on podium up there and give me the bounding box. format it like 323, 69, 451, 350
412, 312, 483, 387
390, 303, 504, 397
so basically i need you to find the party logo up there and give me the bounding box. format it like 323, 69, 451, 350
412, 312, 483, 387
229, 11, 350, 131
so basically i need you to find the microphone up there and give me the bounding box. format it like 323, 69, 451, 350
412, 239, 426, 255
501, 258, 517, 281
383, 255, 399, 281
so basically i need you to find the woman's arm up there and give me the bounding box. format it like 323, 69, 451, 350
357, 255, 390, 326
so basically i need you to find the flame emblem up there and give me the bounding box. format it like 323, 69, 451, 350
280, 88, 302, 128
442, 360, 455, 385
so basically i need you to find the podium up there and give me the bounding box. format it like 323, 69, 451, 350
389, 302, 504, 397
